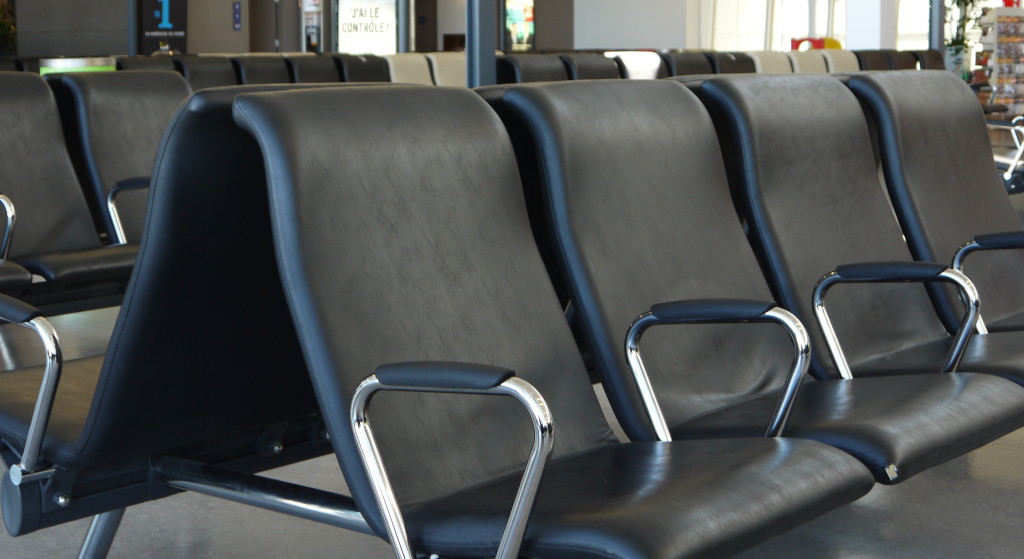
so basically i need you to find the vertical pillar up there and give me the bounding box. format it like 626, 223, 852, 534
398, 0, 411, 52
845, 0, 898, 49
929, 0, 944, 50
467, 0, 496, 87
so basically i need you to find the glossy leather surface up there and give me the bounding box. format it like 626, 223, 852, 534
707, 52, 756, 73
0, 73, 104, 258
16, 244, 137, 284
235, 84, 872, 551
787, 50, 828, 73
497, 54, 569, 83
0, 263, 32, 295
675, 374, 1024, 481
912, 49, 945, 70
384, 53, 434, 84
854, 50, 894, 70
172, 55, 238, 90
49, 71, 191, 243
406, 439, 872, 559
888, 51, 918, 70
660, 51, 713, 76
375, 362, 514, 390
559, 53, 621, 80
231, 55, 292, 84
847, 71, 1024, 334
285, 55, 341, 83
331, 53, 391, 82
115, 56, 176, 71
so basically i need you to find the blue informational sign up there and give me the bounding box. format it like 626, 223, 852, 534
233, 2, 243, 31
138, 0, 188, 53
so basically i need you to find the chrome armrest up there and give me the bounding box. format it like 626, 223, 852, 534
0, 194, 16, 261
624, 299, 810, 439
0, 295, 63, 485
350, 363, 554, 559
106, 177, 150, 246
953, 231, 1024, 333
813, 263, 979, 379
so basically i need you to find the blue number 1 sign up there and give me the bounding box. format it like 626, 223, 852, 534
158, 0, 173, 29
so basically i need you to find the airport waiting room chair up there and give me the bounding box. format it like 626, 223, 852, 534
0, 57, 21, 71
847, 70, 1024, 334
659, 51, 714, 76
0, 83, 374, 558
383, 53, 434, 84
0, 72, 137, 310
496, 53, 569, 83
821, 49, 860, 72
481, 79, 1024, 483
330, 53, 391, 82
47, 71, 192, 245
559, 52, 622, 79
787, 50, 828, 73
114, 55, 175, 72
706, 51, 756, 73
912, 49, 946, 70
231, 55, 292, 84
888, 50, 919, 70
172, 55, 238, 89
609, 51, 669, 79
424, 51, 466, 86
747, 50, 795, 73
854, 49, 894, 70
231, 84, 874, 559
284, 54, 341, 83
687, 73, 1024, 387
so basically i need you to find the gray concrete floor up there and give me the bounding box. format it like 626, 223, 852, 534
3, 412, 1024, 558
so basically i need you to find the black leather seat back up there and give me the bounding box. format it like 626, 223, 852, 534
330, 53, 391, 82
847, 70, 1024, 331
661, 51, 714, 76
854, 50, 894, 70
497, 54, 569, 83
707, 52, 756, 73
285, 55, 341, 83
0, 73, 103, 257
912, 49, 945, 70
484, 80, 793, 440
115, 55, 176, 71
173, 55, 238, 89
559, 53, 621, 79
232, 55, 292, 84
64, 84, 363, 468
690, 74, 950, 378
233, 85, 616, 536
48, 71, 192, 243
888, 51, 918, 70
0, 58, 20, 71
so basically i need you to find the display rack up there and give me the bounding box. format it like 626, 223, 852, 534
983, 7, 1024, 115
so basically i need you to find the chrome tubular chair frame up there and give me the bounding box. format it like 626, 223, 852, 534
8, 316, 63, 484
350, 374, 554, 559
624, 306, 810, 439
813, 268, 980, 379
0, 193, 15, 261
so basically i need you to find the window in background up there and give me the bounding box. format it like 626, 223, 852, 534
897, 0, 930, 50
771, 0, 811, 49
713, 0, 770, 50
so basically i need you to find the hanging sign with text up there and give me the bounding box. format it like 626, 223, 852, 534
337, 0, 397, 55
138, 0, 188, 54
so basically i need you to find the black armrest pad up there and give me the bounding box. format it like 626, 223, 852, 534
375, 361, 515, 390
649, 299, 775, 321
974, 231, 1024, 249
113, 176, 151, 192
834, 261, 946, 281
0, 293, 42, 324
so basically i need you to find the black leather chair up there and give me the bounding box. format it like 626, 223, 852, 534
660, 51, 714, 76
888, 50, 919, 70
0, 72, 137, 310
687, 73, 1024, 387
172, 55, 238, 89
0, 83, 371, 557
114, 55, 176, 71
0, 57, 23, 71
912, 49, 946, 70
558, 53, 621, 79
232, 84, 874, 559
330, 53, 391, 82
48, 71, 192, 245
482, 79, 1024, 483
706, 51, 756, 73
854, 49, 894, 70
496, 54, 569, 83
847, 70, 1024, 334
231, 55, 292, 84
284, 54, 341, 83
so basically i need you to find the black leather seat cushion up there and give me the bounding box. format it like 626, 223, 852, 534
855, 50, 894, 70
913, 50, 945, 70
559, 53, 621, 80
173, 55, 238, 90
675, 374, 1024, 481
406, 439, 872, 559
16, 244, 137, 285
662, 51, 714, 76
0, 262, 32, 294
888, 51, 918, 70
232, 55, 292, 85
497, 54, 569, 83
707, 52, 756, 73
285, 55, 340, 83
331, 53, 391, 82
115, 56, 175, 71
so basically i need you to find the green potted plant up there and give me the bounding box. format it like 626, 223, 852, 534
946, 0, 981, 78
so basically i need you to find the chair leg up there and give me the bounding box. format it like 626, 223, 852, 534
76, 508, 126, 559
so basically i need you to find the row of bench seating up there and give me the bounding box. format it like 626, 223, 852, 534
0, 70, 1022, 558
